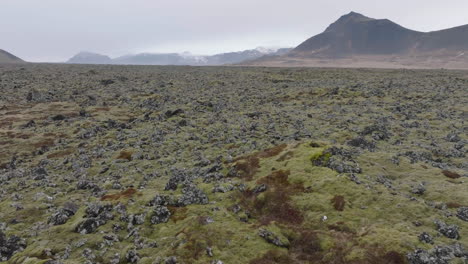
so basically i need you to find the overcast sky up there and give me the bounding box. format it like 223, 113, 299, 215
2, 0, 468, 62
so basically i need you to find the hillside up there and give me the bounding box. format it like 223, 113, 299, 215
0, 49, 24, 64
246, 12, 468, 69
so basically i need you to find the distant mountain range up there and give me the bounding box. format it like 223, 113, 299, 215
0, 49, 24, 64
4, 11, 468, 68
66, 48, 292, 66
246, 12, 468, 68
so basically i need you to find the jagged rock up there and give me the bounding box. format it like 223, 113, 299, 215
0, 231, 26, 261
127, 214, 146, 226
165, 109, 184, 118
85, 203, 113, 218
347, 137, 376, 151
48, 202, 79, 226
164, 168, 190, 191
75, 203, 114, 234
407, 243, 468, 264
32, 167, 48, 180
51, 114, 67, 121
418, 232, 433, 244
435, 220, 459, 239
456, 207, 468, 222
412, 184, 426, 195
206, 247, 214, 257
314, 147, 361, 173
446, 132, 461, 143
177, 184, 208, 206
76, 179, 98, 190
347, 173, 361, 184
361, 122, 391, 140
149, 194, 172, 206
376, 175, 393, 189
75, 217, 108, 234
252, 184, 268, 193
258, 229, 289, 248
150, 206, 171, 224
126, 248, 140, 263
82, 248, 95, 261
165, 256, 178, 264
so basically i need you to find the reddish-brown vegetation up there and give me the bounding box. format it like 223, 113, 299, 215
101, 188, 137, 201
116, 150, 133, 161
331, 195, 346, 211
47, 148, 75, 159
442, 170, 461, 179
239, 170, 304, 225
232, 144, 287, 180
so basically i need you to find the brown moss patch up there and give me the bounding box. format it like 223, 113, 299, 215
446, 202, 463, 209
239, 170, 304, 225
331, 195, 346, 211
116, 150, 133, 161
92, 107, 111, 112
368, 251, 406, 264
169, 207, 189, 223
47, 148, 75, 159
442, 170, 461, 179
32, 138, 56, 148
232, 144, 287, 180
101, 188, 137, 201
289, 231, 324, 262
233, 156, 260, 180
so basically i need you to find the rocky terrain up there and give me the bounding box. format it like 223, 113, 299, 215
245, 12, 468, 69
0, 64, 467, 263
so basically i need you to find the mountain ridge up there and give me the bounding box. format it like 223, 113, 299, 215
66, 47, 292, 66
248, 12, 468, 68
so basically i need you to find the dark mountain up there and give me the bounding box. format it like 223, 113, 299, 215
294, 12, 424, 56
247, 12, 468, 68
0, 49, 25, 64
67, 52, 112, 64
66, 48, 291, 66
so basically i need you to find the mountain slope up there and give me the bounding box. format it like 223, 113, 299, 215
67, 52, 112, 64
247, 12, 468, 68
294, 12, 423, 56
0, 49, 25, 64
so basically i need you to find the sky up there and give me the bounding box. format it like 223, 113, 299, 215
1, 0, 468, 62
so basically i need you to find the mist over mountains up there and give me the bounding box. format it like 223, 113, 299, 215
66, 48, 292, 66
